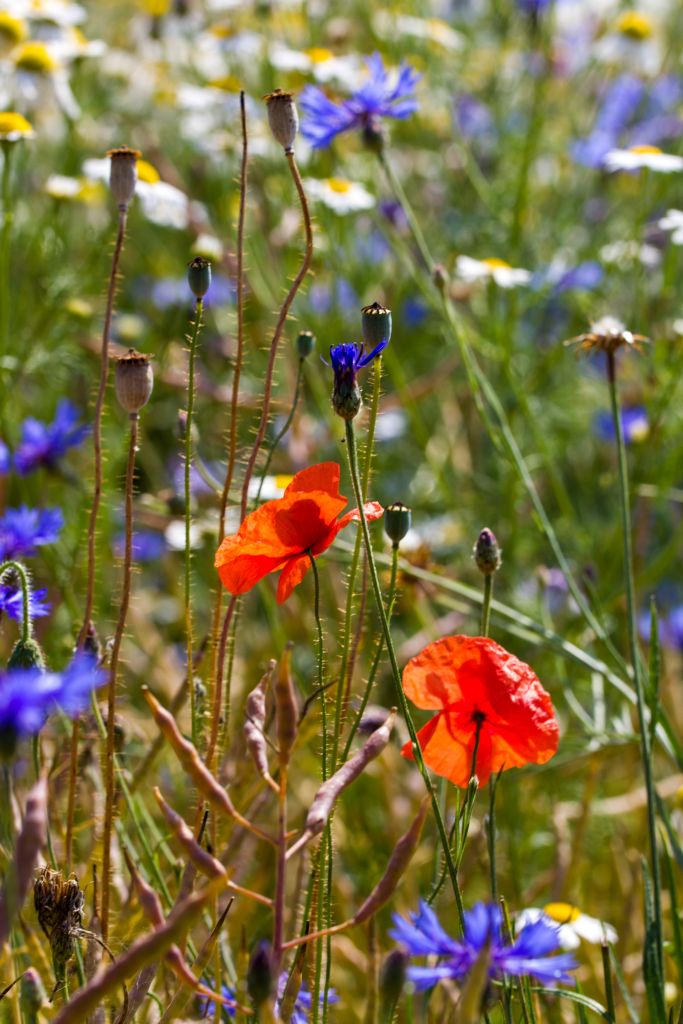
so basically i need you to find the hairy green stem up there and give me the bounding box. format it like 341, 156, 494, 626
0, 560, 32, 642
308, 552, 328, 782
481, 574, 493, 638
184, 297, 204, 746
256, 358, 305, 503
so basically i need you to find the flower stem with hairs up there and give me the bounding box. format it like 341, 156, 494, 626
184, 298, 204, 747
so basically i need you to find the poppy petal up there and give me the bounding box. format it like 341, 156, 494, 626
401, 713, 483, 788
402, 635, 479, 710
276, 553, 311, 604
336, 501, 384, 531
286, 462, 342, 500
215, 548, 291, 594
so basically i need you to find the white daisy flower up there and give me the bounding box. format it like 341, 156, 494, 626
600, 239, 661, 268
456, 255, 531, 288
268, 43, 361, 87
303, 177, 375, 215
373, 12, 463, 51
658, 209, 683, 244
517, 903, 618, 951
83, 156, 193, 229
603, 145, 683, 173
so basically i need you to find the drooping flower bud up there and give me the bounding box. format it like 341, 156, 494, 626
247, 940, 274, 1009
107, 146, 140, 210
187, 256, 212, 299
473, 528, 502, 576
114, 349, 154, 414
296, 330, 315, 360
384, 503, 411, 546
361, 302, 392, 349
264, 89, 299, 153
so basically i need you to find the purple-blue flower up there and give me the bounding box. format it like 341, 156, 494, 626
328, 339, 389, 420
0, 584, 50, 622
114, 530, 166, 562
14, 400, 89, 475
300, 53, 420, 149
0, 440, 9, 475
0, 506, 64, 561
594, 406, 649, 444
200, 973, 337, 1022
391, 901, 577, 991
0, 652, 106, 752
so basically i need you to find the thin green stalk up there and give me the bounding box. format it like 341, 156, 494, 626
607, 351, 663, 978
308, 552, 328, 781
184, 297, 204, 747
0, 141, 13, 375
333, 356, 384, 771
344, 417, 464, 925
481, 574, 493, 637
0, 560, 31, 642
256, 358, 305, 502
600, 943, 616, 1022
487, 774, 500, 904
341, 542, 399, 763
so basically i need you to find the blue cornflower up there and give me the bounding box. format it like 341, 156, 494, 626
0, 440, 9, 475
0, 652, 106, 754
14, 400, 89, 475
200, 974, 337, 1022
114, 530, 166, 562
300, 53, 420, 150
594, 406, 649, 445
0, 506, 64, 561
391, 901, 577, 991
0, 584, 50, 621
327, 339, 389, 421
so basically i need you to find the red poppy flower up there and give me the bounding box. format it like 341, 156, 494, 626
401, 635, 558, 787
214, 462, 383, 604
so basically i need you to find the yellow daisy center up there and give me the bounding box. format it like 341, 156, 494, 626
544, 902, 581, 925
210, 23, 235, 39
15, 41, 57, 73
629, 145, 663, 155
327, 178, 352, 193
0, 13, 27, 44
0, 111, 33, 137
136, 160, 161, 184
305, 47, 334, 63
208, 74, 241, 92
482, 257, 512, 270
616, 11, 653, 40
142, 0, 171, 13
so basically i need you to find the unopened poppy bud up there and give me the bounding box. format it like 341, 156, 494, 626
247, 940, 274, 1008
115, 349, 153, 414
107, 146, 140, 210
296, 330, 315, 360
19, 967, 46, 1022
379, 950, 407, 1021
361, 302, 392, 349
384, 502, 411, 545
432, 263, 449, 293
264, 88, 298, 153
473, 528, 502, 576
8, 637, 45, 670
187, 256, 212, 299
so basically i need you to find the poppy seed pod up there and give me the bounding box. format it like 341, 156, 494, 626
264, 88, 299, 153
296, 329, 315, 360
107, 146, 140, 210
384, 502, 411, 545
361, 301, 392, 349
187, 256, 212, 299
115, 349, 153, 414
474, 527, 502, 576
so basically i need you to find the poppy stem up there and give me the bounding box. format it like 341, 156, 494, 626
606, 349, 664, 981
307, 552, 328, 781
102, 410, 139, 944
184, 296, 204, 748
481, 574, 493, 637
0, 560, 32, 643
256, 357, 305, 504
340, 542, 400, 764
343, 418, 465, 926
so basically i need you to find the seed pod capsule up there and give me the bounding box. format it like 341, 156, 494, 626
187, 256, 212, 299
384, 503, 412, 545
296, 330, 315, 360
361, 302, 392, 349
107, 146, 140, 210
115, 349, 153, 414
264, 88, 299, 153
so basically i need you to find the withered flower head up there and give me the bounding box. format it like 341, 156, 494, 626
114, 348, 154, 414
264, 88, 299, 153
564, 316, 648, 356
34, 867, 84, 984
107, 146, 140, 210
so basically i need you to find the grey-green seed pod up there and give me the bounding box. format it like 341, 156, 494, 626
361, 301, 392, 349
296, 330, 315, 360
379, 950, 407, 1023
384, 503, 411, 545
264, 88, 299, 153
115, 349, 154, 414
8, 637, 45, 670
187, 256, 212, 299
473, 528, 502, 576
247, 941, 274, 1009
107, 146, 140, 210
